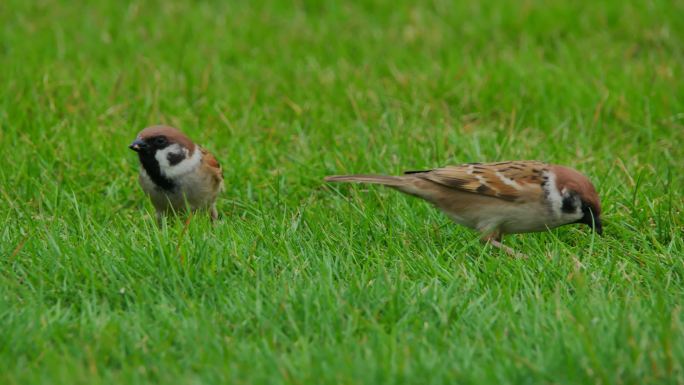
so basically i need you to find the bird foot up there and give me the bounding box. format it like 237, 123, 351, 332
485, 239, 528, 259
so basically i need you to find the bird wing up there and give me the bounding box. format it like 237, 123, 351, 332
200, 147, 224, 189
408, 161, 548, 202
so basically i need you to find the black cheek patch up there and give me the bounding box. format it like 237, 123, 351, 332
561, 196, 576, 213
167, 152, 185, 166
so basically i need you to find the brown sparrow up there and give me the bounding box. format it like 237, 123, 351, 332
129, 126, 223, 221
325, 161, 602, 257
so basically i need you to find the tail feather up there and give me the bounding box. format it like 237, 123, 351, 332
324, 174, 407, 187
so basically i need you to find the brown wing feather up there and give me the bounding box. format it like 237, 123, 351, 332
411, 161, 548, 202
200, 147, 224, 189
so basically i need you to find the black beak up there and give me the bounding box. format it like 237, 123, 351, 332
129, 139, 147, 152
577, 212, 602, 235
594, 218, 603, 235
575, 206, 603, 235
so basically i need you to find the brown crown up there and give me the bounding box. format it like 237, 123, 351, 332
136, 125, 196, 153
550, 165, 601, 216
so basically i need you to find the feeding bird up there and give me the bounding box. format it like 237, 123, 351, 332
325, 161, 602, 257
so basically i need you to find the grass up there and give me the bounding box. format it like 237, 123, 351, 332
1, 0, 683, 383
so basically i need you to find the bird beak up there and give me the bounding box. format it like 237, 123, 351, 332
576, 212, 602, 235
129, 139, 147, 152
593, 218, 603, 235
583, 216, 602, 235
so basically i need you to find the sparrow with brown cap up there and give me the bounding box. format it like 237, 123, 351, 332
129, 126, 224, 222
325, 161, 602, 257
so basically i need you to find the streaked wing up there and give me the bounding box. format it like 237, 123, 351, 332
200, 147, 224, 185
409, 161, 548, 202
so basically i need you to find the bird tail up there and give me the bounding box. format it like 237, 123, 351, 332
324, 174, 408, 187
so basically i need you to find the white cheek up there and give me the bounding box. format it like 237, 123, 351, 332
155, 144, 201, 178
154, 144, 182, 171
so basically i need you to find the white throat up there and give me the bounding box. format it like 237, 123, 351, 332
155, 144, 202, 178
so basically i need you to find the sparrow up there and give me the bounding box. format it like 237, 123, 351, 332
325, 161, 602, 257
129, 125, 223, 222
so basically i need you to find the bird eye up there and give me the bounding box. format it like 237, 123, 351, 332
153, 137, 167, 146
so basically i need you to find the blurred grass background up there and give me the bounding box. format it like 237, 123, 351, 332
1, 0, 683, 384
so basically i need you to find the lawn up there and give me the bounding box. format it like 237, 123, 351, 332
1, 0, 683, 383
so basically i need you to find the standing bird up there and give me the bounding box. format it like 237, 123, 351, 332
129, 126, 223, 222
325, 161, 601, 257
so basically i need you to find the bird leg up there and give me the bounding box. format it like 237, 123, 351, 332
210, 204, 218, 222
481, 232, 528, 259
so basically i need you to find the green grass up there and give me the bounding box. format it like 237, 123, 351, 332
1, 0, 683, 383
